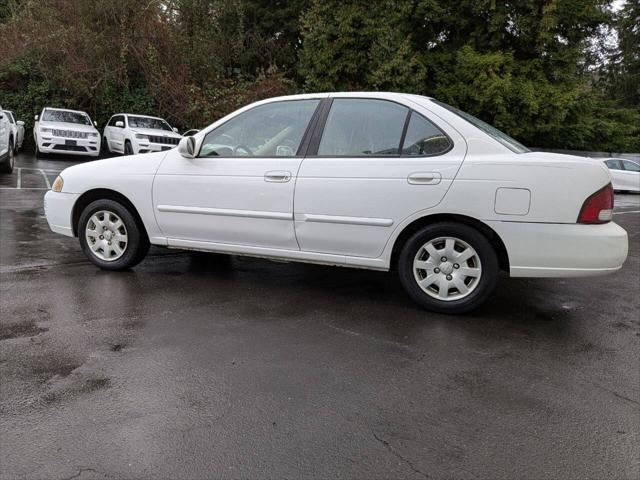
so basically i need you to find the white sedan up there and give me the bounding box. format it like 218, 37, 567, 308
44, 93, 628, 313
103, 114, 182, 155
34, 108, 101, 157
604, 158, 640, 193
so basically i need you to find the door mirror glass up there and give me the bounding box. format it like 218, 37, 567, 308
115, 121, 124, 128
199, 99, 320, 158
178, 136, 196, 158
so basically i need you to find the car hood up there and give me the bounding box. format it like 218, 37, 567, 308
59, 151, 167, 194
131, 128, 182, 139
39, 121, 99, 134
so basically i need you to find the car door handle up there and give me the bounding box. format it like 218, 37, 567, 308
407, 172, 442, 185
264, 171, 292, 183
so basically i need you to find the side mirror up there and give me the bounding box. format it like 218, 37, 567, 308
17, 120, 25, 126
94, 121, 98, 127
178, 136, 196, 159
115, 121, 124, 128
173, 127, 179, 133
34, 115, 39, 121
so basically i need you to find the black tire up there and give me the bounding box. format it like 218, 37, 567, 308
100, 136, 110, 158
0, 138, 14, 174
124, 140, 133, 155
78, 199, 149, 271
34, 136, 42, 158
397, 222, 499, 314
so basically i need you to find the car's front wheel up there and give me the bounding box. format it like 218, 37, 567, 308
124, 141, 133, 155
78, 199, 149, 270
398, 222, 499, 314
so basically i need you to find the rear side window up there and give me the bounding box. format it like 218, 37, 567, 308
318, 99, 408, 156
622, 160, 639, 172
605, 160, 622, 170
401, 112, 452, 156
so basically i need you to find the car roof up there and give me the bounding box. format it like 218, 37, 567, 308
43, 107, 89, 115
114, 113, 167, 121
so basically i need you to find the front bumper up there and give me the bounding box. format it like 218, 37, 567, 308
135, 141, 177, 154
38, 136, 100, 157
44, 190, 80, 237
487, 220, 628, 277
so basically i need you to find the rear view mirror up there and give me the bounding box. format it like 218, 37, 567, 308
178, 136, 196, 159
115, 121, 124, 128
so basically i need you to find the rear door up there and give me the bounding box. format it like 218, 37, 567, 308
294, 96, 466, 258
0, 107, 8, 156
620, 160, 640, 191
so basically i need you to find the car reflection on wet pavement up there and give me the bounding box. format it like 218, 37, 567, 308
1, 152, 639, 479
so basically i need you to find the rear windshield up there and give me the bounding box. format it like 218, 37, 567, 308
42, 110, 92, 125
432, 100, 529, 153
128, 116, 173, 131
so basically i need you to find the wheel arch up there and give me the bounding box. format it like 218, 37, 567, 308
390, 213, 510, 272
71, 188, 148, 240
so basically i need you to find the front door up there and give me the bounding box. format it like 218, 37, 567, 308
153, 98, 322, 250
294, 97, 466, 258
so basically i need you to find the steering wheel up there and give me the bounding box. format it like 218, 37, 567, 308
233, 144, 254, 156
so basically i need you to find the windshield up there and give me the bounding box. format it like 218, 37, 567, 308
128, 116, 173, 131
432, 100, 530, 153
3, 111, 14, 123
42, 109, 92, 125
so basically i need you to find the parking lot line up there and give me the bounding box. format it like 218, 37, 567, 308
39, 169, 52, 189
16, 168, 21, 189
614, 210, 640, 215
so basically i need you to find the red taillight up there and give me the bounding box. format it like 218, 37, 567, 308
577, 183, 614, 224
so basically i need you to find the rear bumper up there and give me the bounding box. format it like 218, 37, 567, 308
487, 220, 628, 277
44, 190, 79, 237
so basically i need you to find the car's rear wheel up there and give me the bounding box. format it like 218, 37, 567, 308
0, 138, 14, 173
398, 222, 499, 314
78, 199, 149, 270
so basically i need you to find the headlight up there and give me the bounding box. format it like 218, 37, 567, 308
51, 176, 64, 192
135, 134, 148, 140
40, 127, 52, 134
89, 132, 99, 137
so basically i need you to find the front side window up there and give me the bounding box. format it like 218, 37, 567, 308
605, 159, 622, 170
107, 115, 123, 127
433, 100, 529, 154
401, 112, 452, 156
42, 109, 92, 125
199, 99, 320, 157
622, 160, 640, 172
128, 116, 172, 131
4, 111, 14, 123
318, 99, 408, 156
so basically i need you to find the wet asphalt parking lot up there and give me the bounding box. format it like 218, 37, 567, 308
1, 152, 639, 480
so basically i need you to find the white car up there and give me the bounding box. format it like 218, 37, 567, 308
3, 110, 25, 152
34, 107, 101, 157
102, 114, 182, 155
0, 105, 15, 173
44, 92, 629, 313
603, 158, 640, 193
